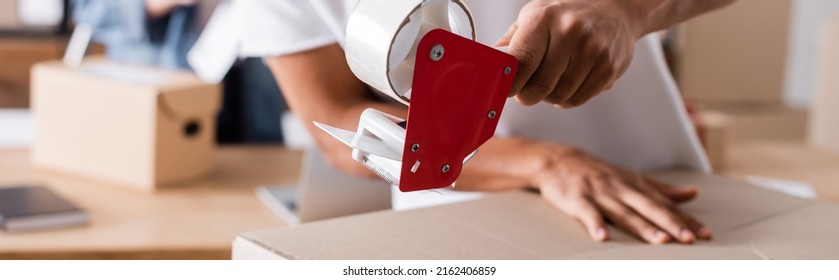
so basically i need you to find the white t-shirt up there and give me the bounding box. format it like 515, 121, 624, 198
238, 0, 710, 173
238, 0, 528, 56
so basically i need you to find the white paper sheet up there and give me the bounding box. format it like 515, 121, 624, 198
188, 1, 240, 83
747, 176, 819, 199
497, 35, 711, 173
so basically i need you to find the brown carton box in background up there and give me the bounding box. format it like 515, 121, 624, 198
31, 58, 221, 191
676, 0, 792, 104
699, 110, 729, 169
809, 15, 839, 154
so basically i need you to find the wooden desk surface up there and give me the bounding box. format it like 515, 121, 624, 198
0, 146, 301, 260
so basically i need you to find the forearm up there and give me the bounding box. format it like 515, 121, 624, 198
455, 137, 540, 192
146, 0, 178, 19
305, 101, 578, 192
456, 137, 582, 192
264, 45, 407, 178
618, 0, 735, 36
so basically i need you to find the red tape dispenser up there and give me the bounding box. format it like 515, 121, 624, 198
314, 0, 518, 192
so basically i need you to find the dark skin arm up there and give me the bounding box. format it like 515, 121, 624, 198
266, 45, 705, 244
500, 0, 735, 108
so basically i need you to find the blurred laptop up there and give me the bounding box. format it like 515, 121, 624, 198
277, 113, 485, 214
257, 149, 392, 226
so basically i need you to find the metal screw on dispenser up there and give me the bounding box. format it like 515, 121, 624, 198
488, 110, 497, 119
410, 160, 421, 173
411, 143, 420, 152
430, 44, 445, 61
504, 66, 512, 75
441, 164, 450, 173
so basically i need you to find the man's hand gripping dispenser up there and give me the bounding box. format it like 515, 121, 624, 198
314, 0, 518, 192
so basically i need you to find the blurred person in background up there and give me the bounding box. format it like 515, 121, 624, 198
72, 0, 286, 144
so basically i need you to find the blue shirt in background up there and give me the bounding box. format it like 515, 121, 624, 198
72, 0, 197, 69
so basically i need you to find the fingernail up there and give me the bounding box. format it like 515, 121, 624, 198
651, 231, 669, 244
680, 229, 695, 244
595, 228, 607, 241
698, 227, 713, 239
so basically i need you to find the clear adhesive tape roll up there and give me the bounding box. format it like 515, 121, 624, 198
346, 0, 475, 105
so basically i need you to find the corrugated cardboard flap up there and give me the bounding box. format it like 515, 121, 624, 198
158, 89, 221, 119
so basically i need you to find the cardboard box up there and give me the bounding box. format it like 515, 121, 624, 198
676, 0, 791, 103
701, 103, 808, 143
809, 15, 839, 154
698, 110, 729, 169
233, 172, 839, 259
31, 58, 221, 191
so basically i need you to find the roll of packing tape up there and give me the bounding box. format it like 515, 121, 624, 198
346, 0, 475, 105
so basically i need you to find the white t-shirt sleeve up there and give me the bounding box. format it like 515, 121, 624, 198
237, 0, 338, 57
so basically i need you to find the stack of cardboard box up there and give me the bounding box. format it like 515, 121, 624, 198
676, 0, 791, 105
809, 15, 839, 154
671, 0, 816, 169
